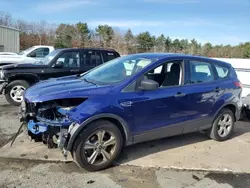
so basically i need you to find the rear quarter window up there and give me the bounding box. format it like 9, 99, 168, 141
215, 65, 229, 79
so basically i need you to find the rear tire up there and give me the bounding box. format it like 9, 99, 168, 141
5, 80, 30, 106
208, 108, 235, 141
72, 120, 123, 171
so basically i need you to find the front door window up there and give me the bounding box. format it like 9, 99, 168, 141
29, 48, 50, 58
55, 51, 80, 68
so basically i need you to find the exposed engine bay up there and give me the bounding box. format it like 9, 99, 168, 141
21, 98, 85, 149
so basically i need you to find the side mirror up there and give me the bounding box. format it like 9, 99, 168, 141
140, 79, 159, 91
53, 61, 64, 68
28, 51, 36, 57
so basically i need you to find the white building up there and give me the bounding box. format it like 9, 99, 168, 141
0, 25, 20, 53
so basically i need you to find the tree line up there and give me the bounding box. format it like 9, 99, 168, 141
1, 11, 249, 58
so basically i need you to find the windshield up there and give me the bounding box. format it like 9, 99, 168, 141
18, 46, 36, 55
39, 50, 60, 65
82, 55, 154, 85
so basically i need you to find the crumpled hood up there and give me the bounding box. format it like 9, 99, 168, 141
24, 75, 113, 103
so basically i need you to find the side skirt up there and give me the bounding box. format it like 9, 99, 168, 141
133, 117, 212, 145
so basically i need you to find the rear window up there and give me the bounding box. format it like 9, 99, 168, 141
215, 65, 229, 79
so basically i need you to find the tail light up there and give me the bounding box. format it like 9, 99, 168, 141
234, 81, 242, 88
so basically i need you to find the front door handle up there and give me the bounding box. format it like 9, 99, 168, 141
175, 92, 186, 97
120, 101, 133, 107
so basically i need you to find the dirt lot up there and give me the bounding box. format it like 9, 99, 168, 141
1, 157, 250, 188
1, 91, 250, 187
0, 95, 20, 147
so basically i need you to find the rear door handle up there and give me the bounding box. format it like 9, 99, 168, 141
175, 92, 186, 97
120, 101, 133, 107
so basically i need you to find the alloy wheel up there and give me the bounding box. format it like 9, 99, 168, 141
83, 130, 117, 165
217, 114, 233, 137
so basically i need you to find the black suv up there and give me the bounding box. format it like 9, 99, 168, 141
0, 48, 120, 105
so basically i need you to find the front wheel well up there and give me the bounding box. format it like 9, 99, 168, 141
8, 75, 39, 85
69, 116, 130, 153
96, 117, 127, 146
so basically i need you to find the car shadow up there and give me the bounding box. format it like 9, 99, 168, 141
117, 120, 250, 165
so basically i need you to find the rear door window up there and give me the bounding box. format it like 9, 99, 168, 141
84, 50, 103, 66
54, 51, 80, 68
189, 61, 214, 83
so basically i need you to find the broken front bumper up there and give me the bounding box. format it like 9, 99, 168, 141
20, 101, 75, 149
28, 120, 48, 135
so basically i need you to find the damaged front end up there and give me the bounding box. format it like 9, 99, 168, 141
20, 98, 85, 149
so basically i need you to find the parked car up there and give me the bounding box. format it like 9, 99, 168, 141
0, 48, 120, 105
21, 53, 242, 171
0, 45, 55, 67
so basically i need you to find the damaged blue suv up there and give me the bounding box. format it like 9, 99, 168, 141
21, 53, 242, 171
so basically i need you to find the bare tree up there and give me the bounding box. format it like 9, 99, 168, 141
0, 11, 13, 26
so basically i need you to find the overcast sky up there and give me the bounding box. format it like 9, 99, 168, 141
1, 0, 249, 45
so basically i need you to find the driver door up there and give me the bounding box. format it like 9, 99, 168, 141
121, 60, 190, 143
40, 50, 81, 80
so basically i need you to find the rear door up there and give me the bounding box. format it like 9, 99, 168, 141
182, 59, 219, 133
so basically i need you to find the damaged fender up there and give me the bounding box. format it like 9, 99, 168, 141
65, 113, 132, 151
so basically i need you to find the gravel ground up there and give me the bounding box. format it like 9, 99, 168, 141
1, 87, 250, 187
0, 94, 20, 147
1, 158, 250, 188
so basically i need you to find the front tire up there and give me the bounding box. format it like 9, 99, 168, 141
72, 120, 123, 171
5, 80, 30, 106
208, 108, 235, 141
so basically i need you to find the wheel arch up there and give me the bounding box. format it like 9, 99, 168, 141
66, 113, 132, 151
8, 73, 39, 85
213, 102, 238, 122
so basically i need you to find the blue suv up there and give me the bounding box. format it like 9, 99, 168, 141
21, 53, 242, 171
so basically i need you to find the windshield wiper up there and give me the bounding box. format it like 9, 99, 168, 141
83, 78, 97, 86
